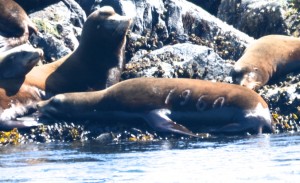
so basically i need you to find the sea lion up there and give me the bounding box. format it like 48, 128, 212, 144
0, 44, 43, 79
0, 0, 38, 52
37, 78, 274, 136
231, 35, 300, 90
0, 6, 131, 129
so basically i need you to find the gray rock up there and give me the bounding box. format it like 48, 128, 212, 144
96, 0, 253, 60
28, 0, 86, 62
218, 0, 288, 38
75, 0, 97, 15
122, 43, 233, 81
164, 0, 254, 60
188, 0, 221, 15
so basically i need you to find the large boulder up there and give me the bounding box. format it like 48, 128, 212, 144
122, 43, 233, 82
97, 0, 254, 61
188, 0, 221, 15
217, 0, 288, 38
28, 0, 86, 62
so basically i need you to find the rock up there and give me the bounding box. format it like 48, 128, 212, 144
95, 133, 115, 144
9, 0, 300, 136
96, 0, 253, 60
188, 0, 221, 15
122, 43, 233, 81
28, 0, 86, 62
75, 0, 97, 15
218, 0, 288, 38
284, 2, 300, 37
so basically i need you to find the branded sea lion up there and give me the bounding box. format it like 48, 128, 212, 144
37, 78, 274, 136
0, 0, 38, 52
0, 6, 131, 129
231, 35, 300, 90
0, 44, 43, 79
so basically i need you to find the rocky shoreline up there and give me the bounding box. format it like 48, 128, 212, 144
1, 0, 300, 145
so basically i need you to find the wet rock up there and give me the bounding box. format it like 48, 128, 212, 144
218, 0, 288, 38
259, 72, 300, 133
122, 43, 233, 81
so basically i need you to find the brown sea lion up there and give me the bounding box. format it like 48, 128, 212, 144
231, 35, 300, 90
0, 0, 38, 52
37, 78, 274, 136
0, 6, 131, 128
0, 44, 43, 79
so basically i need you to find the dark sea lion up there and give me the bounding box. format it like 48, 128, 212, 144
231, 35, 300, 90
0, 44, 43, 79
0, 6, 131, 128
0, 0, 38, 52
37, 78, 274, 136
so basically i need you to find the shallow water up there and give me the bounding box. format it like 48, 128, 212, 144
1, 132, 300, 182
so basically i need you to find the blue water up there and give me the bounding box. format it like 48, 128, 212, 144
1, 132, 300, 182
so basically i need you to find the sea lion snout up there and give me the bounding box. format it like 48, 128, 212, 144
37, 94, 65, 110
94, 6, 132, 34
231, 67, 261, 90
37, 98, 60, 118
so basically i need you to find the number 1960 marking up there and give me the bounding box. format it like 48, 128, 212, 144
165, 89, 225, 111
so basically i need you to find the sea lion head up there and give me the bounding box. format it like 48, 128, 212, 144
37, 94, 66, 118
231, 64, 264, 90
37, 93, 89, 119
0, 44, 43, 79
79, 6, 131, 50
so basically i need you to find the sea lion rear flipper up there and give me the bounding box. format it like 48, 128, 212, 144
145, 109, 199, 137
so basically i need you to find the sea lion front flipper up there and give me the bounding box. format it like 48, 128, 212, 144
145, 109, 199, 137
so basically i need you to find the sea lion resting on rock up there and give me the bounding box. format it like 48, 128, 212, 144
0, 44, 43, 79
0, 6, 131, 129
37, 78, 274, 136
231, 35, 300, 90
0, 0, 38, 52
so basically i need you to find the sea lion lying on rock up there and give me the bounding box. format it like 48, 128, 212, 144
0, 6, 131, 129
37, 78, 274, 136
231, 35, 300, 90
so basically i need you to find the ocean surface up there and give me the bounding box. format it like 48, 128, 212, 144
1, 132, 300, 182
